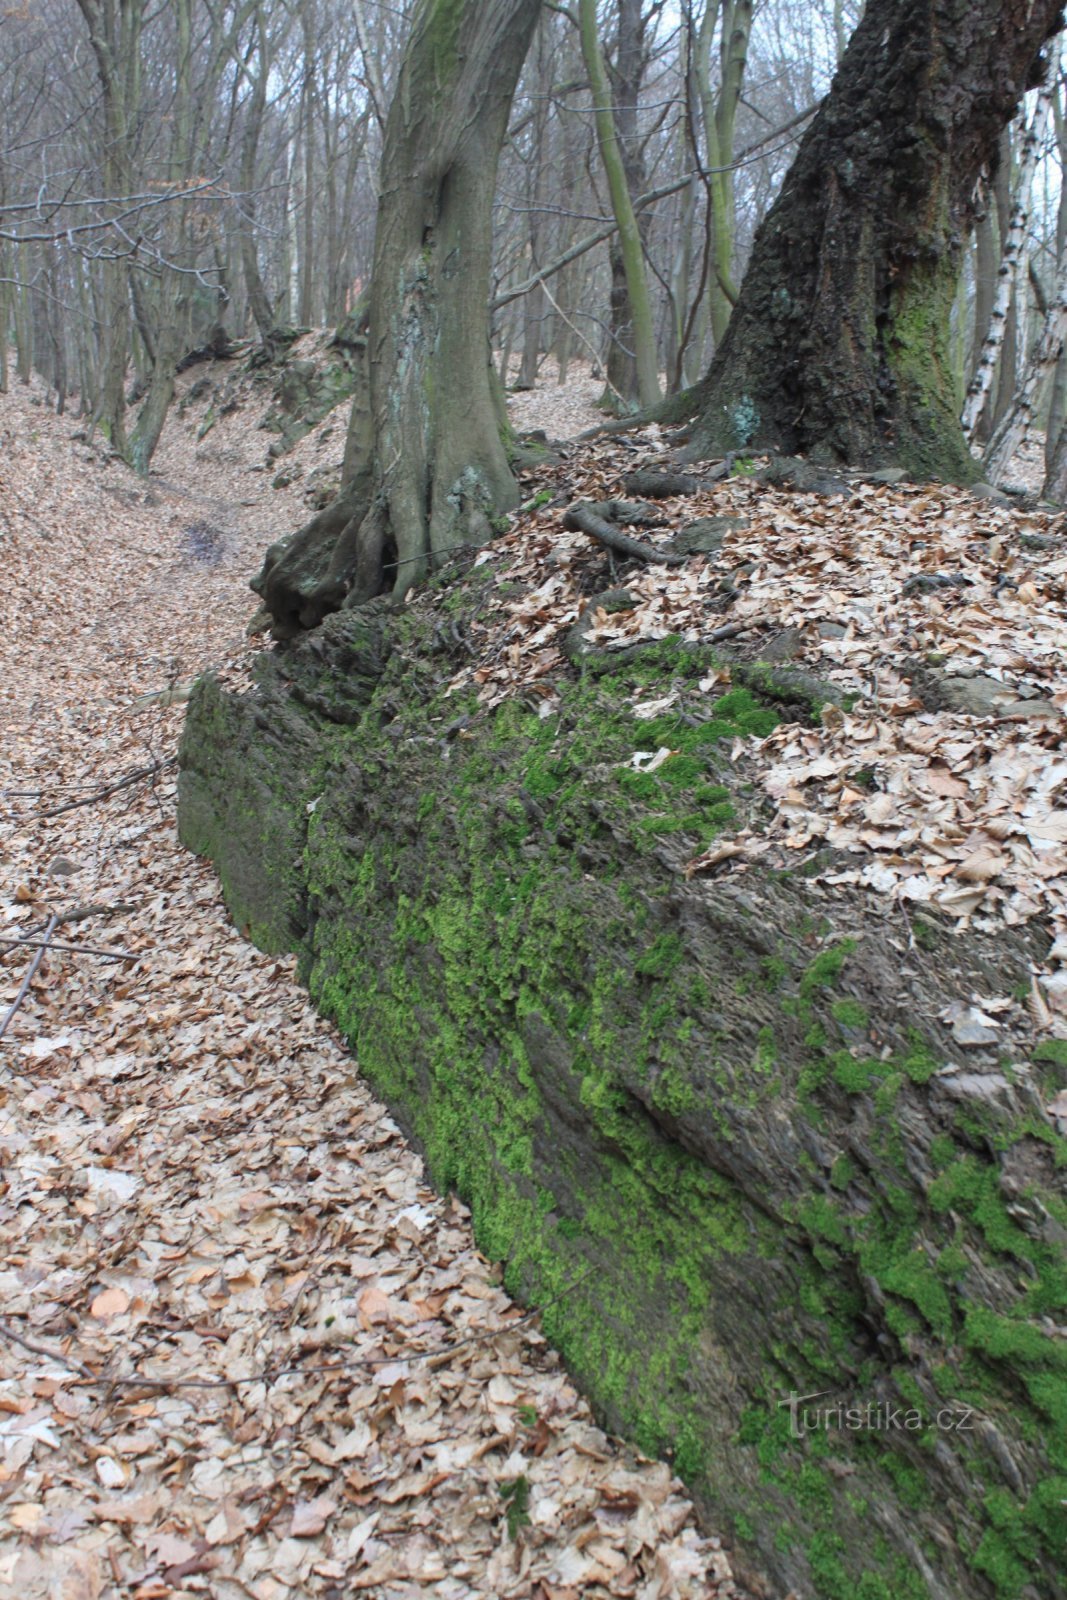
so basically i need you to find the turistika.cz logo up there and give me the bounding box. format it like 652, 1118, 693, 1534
778, 1390, 977, 1440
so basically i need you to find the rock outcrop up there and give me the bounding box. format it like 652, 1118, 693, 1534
178, 576, 1066, 1600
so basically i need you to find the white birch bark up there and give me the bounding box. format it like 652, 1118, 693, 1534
961, 78, 1055, 440
983, 253, 1067, 479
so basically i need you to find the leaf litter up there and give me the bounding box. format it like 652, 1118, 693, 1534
0, 375, 738, 1600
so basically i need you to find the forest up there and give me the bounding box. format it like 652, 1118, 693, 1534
1, 3, 1066, 1600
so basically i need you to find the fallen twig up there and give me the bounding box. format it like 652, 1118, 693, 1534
0, 1316, 97, 1380
563, 502, 688, 566
708, 619, 755, 643
0, 913, 59, 1043
59, 901, 136, 926
0, 935, 137, 961
620, 469, 701, 498
21, 755, 177, 822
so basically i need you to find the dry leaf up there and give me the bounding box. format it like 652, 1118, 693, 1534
289, 1496, 337, 1539
90, 1286, 130, 1319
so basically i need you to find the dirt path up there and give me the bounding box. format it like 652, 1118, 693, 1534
0, 378, 737, 1600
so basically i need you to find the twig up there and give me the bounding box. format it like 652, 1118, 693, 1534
707, 620, 751, 643
0, 936, 137, 961
0, 1317, 96, 1380
60, 902, 136, 927
20, 756, 176, 822
0, 914, 58, 1043
563, 502, 687, 566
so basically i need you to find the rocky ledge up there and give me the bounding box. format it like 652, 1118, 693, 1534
178, 574, 1066, 1600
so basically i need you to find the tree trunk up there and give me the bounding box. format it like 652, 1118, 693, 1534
48, 246, 67, 415
580, 0, 660, 411
983, 249, 1067, 480
1045, 80, 1067, 491
239, 6, 276, 344
14, 244, 33, 384
685, 0, 1064, 480
970, 205, 997, 388
695, 0, 752, 348
516, 18, 553, 392
962, 95, 1051, 440
255, 0, 542, 637
298, 0, 317, 329
128, 276, 182, 473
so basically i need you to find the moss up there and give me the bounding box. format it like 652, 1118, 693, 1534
879, 1248, 953, 1338
831, 998, 868, 1028
830, 1153, 857, 1191
634, 932, 685, 979
887, 251, 978, 484
759, 955, 788, 991
800, 940, 856, 998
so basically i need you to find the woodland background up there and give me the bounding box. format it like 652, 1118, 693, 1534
5, 0, 1067, 492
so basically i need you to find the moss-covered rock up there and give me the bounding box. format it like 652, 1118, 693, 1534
178, 585, 1066, 1600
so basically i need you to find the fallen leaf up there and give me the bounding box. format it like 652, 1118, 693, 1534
90, 1287, 130, 1320
289, 1495, 337, 1539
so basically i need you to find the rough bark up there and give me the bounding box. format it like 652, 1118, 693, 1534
76, 0, 145, 456
255, 0, 542, 637
685, 0, 1064, 480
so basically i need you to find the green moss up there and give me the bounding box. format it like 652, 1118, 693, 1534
833, 1052, 878, 1094
830, 1153, 856, 1191
879, 1248, 953, 1338
899, 1031, 939, 1084
887, 250, 979, 483
635, 933, 685, 979
800, 940, 856, 998
831, 998, 868, 1028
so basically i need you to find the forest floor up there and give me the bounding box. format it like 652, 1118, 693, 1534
0, 367, 739, 1600
2, 349, 1066, 1600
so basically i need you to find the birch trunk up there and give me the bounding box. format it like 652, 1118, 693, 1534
961, 81, 1054, 440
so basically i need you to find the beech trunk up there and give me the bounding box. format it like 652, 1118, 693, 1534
256, 0, 541, 636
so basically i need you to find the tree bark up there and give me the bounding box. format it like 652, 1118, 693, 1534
255, 0, 542, 636
695, 0, 752, 348
238, 6, 276, 344
579, 0, 660, 411
961, 96, 1051, 440
685, 0, 1064, 480
983, 252, 1067, 480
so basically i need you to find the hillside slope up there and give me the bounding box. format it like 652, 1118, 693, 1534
180, 363, 1067, 1600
